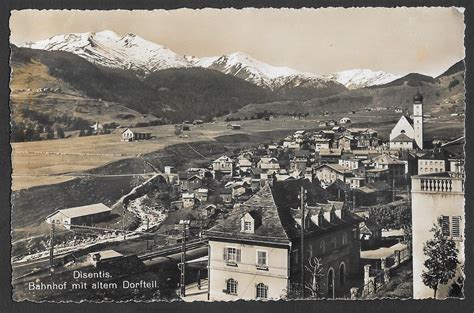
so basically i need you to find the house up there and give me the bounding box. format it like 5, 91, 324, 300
339, 117, 351, 124
121, 128, 152, 141
220, 188, 233, 204
314, 164, 353, 186
212, 156, 234, 175
411, 172, 464, 299
182, 193, 196, 209
227, 124, 241, 130
325, 179, 350, 202
338, 157, 363, 171
327, 120, 337, 126
196, 188, 209, 202
291, 150, 310, 171
193, 119, 204, 125
359, 220, 382, 250
389, 92, 424, 149
257, 157, 280, 173
201, 204, 217, 218
203, 183, 363, 300
283, 140, 300, 149
46, 203, 112, 229
188, 175, 204, 191
319, 121, 328, 127
348, 177, 365, 189
417, 150, 449, 175
372, 154, 406, 184
313, 138, 332, 152
237, 156, 253, 173
390, 133, 414, 151
337, 135, 357, 151
318, 149, 342, 164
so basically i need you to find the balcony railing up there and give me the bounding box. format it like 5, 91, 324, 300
412, 174, 464, 193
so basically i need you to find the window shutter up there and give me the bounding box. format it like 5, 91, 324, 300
441, 216, 450, 236
452, 216, 461, 238
236, 249, 241, 263
223, 248, 227, 261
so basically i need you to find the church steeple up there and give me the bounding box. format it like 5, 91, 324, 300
413, 91, 424, 149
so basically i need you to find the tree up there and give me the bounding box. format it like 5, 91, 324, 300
304, 256, 325, 298
422, 218, 460, 299
55, 126, 65, 139
79, 128, 85, 137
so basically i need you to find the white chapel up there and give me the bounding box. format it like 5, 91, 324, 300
389, 92, 424, 150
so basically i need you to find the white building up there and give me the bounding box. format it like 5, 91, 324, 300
411, 172, 464, 299
389, 92, 424, 149
45, 203, 112, 229
182, 193, 196, 209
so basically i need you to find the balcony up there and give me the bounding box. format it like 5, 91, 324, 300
411, 172, 464, 193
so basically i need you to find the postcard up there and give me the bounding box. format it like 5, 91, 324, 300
9, 7, 465, 302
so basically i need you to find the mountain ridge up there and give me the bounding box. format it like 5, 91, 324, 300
21, 30, 404, 90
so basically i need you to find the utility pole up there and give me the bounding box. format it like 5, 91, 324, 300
179, 219, 190, 297
49, 222, 55, 274
392, 176, 396, 202
353, 191, 356, 211
299, 185, 305, 299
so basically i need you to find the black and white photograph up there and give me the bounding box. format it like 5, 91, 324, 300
8, 7, 465, 302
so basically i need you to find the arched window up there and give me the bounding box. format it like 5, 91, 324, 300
327, 268, 335, 298
339, 263, 346, 286
226, 278, 237, 295
320, 240, 326, 254
256, 283, 268, 299
306, 244, 313, 260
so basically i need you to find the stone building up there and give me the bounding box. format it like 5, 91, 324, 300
411, 172, 464, 299
204, 180, 362, 301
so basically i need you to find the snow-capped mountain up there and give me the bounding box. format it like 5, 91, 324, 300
327, 69, 401, 90
193, 52, 345, 90
21, 30, 191, 74
21, 30, 400, 90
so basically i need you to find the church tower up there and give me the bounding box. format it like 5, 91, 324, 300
413, 91, 424, 149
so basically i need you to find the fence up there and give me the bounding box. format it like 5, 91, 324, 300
350, 246, 411, 299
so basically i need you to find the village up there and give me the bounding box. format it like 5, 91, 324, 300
12, 92, 465, 301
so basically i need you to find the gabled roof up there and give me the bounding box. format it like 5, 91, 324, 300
48, 203, 111, 219
204, 184, 290, 245
122, 127, 152, 134
373, 154, 405, 165
315, 163, 352, 174
391, 133, 413, 142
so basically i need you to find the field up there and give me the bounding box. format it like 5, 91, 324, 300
12, 114, 464, 190
12, 118, 328, 190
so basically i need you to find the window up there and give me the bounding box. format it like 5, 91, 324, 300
342, 232, 348, 245
244, 221, 252, 231
441, 216, 450, 236
224, 247, 241, 264
256, 283, 268, 299
331, 236, 337, 249
226, 278, 238, 295
306, 245, 313, 259
257, 250, 268, 268
320, 240, 326, 254
452, 216, 461, 238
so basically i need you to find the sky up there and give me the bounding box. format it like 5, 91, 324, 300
10, 8, 465, 77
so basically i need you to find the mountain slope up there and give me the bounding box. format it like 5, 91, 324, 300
10, 45, 278, 124
327, 69, 400, 89
22, 30, 191, 74
21, 31, 393, 92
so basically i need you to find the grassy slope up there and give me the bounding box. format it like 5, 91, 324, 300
10, 46, 278, 123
